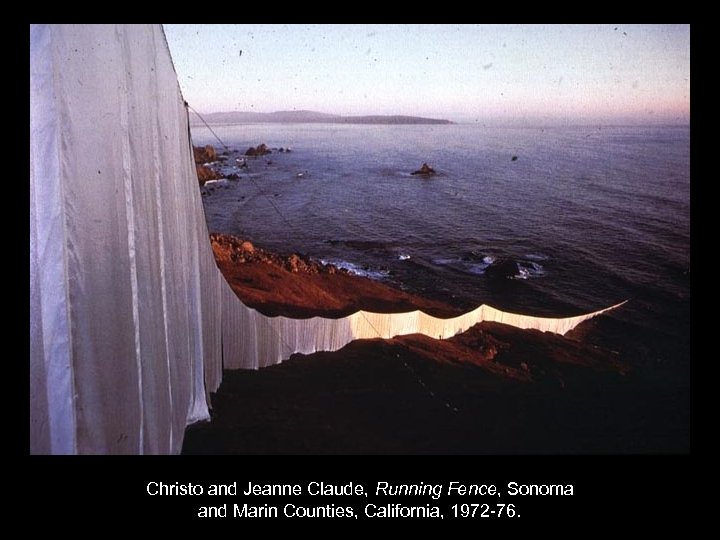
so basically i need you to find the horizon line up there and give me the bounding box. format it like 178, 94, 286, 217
189, 108, 689, 127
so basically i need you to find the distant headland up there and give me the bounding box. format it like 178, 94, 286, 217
190, 110, 453, 125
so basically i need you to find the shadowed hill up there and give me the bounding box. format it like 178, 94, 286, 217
191, 110, 453, 125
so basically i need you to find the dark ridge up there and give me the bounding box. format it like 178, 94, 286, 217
190, 110, 453, 125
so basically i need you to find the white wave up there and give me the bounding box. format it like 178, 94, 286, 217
524, 253, 549, 261
515, 261, 545, 279
320, 259, 390, 280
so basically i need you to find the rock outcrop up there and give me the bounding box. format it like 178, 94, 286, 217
210, 233, 331, 274
193, 144, 218, 163
193, 145, 221, 186
245, 143, 272, 157
485, 258, 519, 280
411, 162, 436, 175
196, 164, 222, 185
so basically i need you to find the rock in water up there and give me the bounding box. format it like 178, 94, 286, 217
511, 155, 518, 161
411, 162, 436, 175
485, 258, 519, 280
245, 143, 272, 157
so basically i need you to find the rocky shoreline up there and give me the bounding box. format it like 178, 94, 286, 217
194, 143, 442, 186
211, 233, 460, 318
193, 144, 223, 185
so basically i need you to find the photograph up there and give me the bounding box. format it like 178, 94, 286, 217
31, 24, 689, 457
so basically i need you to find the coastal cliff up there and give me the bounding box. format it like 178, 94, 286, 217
180, 233, 652, 454
210, 233, 458, 318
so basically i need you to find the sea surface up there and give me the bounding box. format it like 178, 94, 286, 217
193, 124, 690, 382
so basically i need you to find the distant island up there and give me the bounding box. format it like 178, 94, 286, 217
190, 110, 453, 126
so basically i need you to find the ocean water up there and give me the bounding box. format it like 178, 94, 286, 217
193, 124, 690, 379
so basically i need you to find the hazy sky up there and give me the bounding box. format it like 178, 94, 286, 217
163, 24, 689, 125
